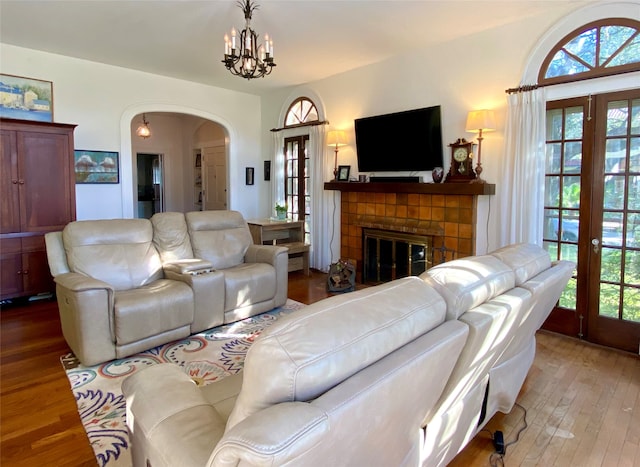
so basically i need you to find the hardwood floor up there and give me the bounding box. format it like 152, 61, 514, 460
1, 270, 638, 466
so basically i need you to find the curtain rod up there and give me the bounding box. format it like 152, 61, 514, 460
505, 83, 541, 94
270, 120, 329, 132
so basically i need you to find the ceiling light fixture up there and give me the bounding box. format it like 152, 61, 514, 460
223, 0, 276, 80
136, 114, 151, 139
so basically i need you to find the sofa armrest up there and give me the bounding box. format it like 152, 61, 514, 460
164, 268, 225, 333
211, 402, 328, 466
53, 272, 117, 366
163, 259, 214, 275
244, 244, 289, 308
244, 244, 288, 266
122, 364, 227, 467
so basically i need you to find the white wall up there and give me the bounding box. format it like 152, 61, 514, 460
260, 1, 640, 256
0, 44, 263, 220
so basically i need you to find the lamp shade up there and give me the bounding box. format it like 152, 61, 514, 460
327, 130, 347, 147
465, 110, 496, 133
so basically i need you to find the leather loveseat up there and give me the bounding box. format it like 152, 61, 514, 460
45, 210, 288, 366
122, 242, 574, 466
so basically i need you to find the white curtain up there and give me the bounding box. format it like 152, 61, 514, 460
499, 88, 547, 247
272, 125, 332, 272
308, 125, 331, 272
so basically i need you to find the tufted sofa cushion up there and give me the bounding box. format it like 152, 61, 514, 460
186, 211, 253, 270
420, 255, 516, 320
62, 219, 163, 291
226, 276, 447, 430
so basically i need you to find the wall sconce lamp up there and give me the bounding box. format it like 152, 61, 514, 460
327, 130, 347, 180
136, 114, 151, 139
465, 109, 496, 183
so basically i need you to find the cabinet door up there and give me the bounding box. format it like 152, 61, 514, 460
1, 130, 20, 234
21, 235, 54, 296
17, 130, 75, 232
0, 238, 23, 298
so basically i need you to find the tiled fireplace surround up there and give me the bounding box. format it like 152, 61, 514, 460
325, 182, 495, 283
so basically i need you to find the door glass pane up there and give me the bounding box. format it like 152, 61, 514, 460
564, 142, 582, 172
565, 107, 584, 139
560, 212, 579, 242
560, 277, 577, 309
622, 287, 640, 322
562, 176, 581, 208
545, 176, 560, 206
605, 139, 627, 173
603, 212, 624, 247
624, 249, 640, 284
606, 100, 629, 136
601, 246, 622, 282
560, 243, 578, 263
546, 108, 564, 140
627, 213, 640, 248
629, 175, 640, 210
546, 143, 562, 173
630, 137, 640, 172
544, 208, 560, 240
603, 175, 626, 210
599, 283, 620, 318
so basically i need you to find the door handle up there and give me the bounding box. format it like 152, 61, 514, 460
592, 238, 600, 254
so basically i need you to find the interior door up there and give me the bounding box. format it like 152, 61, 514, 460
588, 90, 640, 353
203, 145, 226, 210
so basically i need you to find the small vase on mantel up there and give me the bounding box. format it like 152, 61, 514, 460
432, 167, 444, 183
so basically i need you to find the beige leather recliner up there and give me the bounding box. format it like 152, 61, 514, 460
45, 210, 289, 366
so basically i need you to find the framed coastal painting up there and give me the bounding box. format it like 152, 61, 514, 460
0, 74, 53, 122
74, 150, 120, 184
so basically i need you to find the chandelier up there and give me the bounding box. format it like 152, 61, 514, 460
222, 0, 276, 80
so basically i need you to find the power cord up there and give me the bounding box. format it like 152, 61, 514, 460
484, 402, 528, 467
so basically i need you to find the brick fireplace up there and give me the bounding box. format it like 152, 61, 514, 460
324, 182, 495, 283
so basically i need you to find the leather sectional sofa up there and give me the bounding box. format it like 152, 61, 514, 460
45, 210, 288, 366
122, 242, 575, 466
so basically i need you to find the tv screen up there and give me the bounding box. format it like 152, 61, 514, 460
355, 106, 444, 172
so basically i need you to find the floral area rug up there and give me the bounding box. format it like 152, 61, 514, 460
61, 299, 304, 467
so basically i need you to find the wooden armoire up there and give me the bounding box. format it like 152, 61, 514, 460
0, 118, 77, 301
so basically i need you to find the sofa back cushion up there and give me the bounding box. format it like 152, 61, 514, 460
421, 255, 516, 320
63, 219, 163, 291
226, 276, 448, 430
490, 243, 552, 286
150, 212, 194, 263
186, 211, 252, 270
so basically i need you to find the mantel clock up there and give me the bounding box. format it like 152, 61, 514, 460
445, 138, 476, 183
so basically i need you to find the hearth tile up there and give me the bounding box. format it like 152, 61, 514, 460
365, 203, 376, 216
432, 207, 445, 221
385, 205, 397, 217
459, 208, 473, 223
397, 193, 408, 205
445, 196, 460, 208
432, 194, 445, 207
397, 205, 408, 218
419, 206, 432, 219
375, 192, 385, 204
445, 208, 460, 223
419, 194, 432, 206
375, 204, 386, 216
385, 193, 396, 205
408, 193, 420, 205
459, 223, 473, 239
458, 238, 473, 256
407, 205, 420, 219
459, 195, 474, 208
445, 222, 459, 237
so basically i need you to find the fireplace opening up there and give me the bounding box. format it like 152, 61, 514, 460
363, 229, 433, 285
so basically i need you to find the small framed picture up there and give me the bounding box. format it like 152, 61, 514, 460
337, 165, 351, 181
246, 167, 254, 185
74, 150, 119, 184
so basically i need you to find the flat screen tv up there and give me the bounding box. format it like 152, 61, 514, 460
355, 105, 444, 172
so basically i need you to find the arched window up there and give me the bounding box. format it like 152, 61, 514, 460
281, 97, 320, 241
539, 18, 640, 85
284, 97, 319, 127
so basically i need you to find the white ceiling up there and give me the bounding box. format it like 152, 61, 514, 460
0, 0, 589, 95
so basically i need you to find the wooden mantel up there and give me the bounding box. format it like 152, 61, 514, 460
324, 181, 495, 195
324, 181, 495, 282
